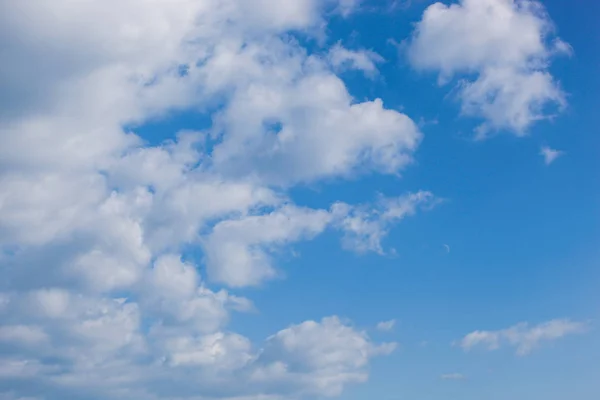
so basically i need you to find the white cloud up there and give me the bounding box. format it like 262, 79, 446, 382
0, 0, 424, 294
0, 360, 58, 380
0, 326, 47, 346
202, 193, 439, 288
210, 70, 421, 186
540, 145, 564, 165
328, 43, 384, 76
0, 307, 391, 399
459, 319, 589, 356
143, 256, 254, 333
160, 331, 253, 369
408, 0, 569, 136
149, 255, 200, 300
0, 293, 146, 370
202, 205, 333, 287
254, 317, 396, 397
27, 289, 70, 319
0, 0, 418, 398
334, 191, 439, 254
376, 320, 396, 332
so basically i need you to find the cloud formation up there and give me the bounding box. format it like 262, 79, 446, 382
328, 43, 384, 77
0, 1, 422, 399
408, 0, 569, 137
0, 0, 580, 399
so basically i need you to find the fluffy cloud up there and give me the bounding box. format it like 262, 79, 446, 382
0, 0, 422, 399
203, 205, 333, 287
459, 319, 589, 355
408, 0, 569, 137
210, 65, 421, 186
253, 317, 396, 397
0, 0, 425, 288
0, 300, 392, 399
142, 255, 254, 334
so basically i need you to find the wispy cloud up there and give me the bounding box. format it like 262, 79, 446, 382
540, 146, 564, 165
376, 319, 396, 332
458, 319, 589, 356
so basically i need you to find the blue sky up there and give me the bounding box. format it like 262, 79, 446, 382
0, 1, 598, 400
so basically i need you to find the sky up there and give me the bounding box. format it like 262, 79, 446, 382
0, 0, 599, 399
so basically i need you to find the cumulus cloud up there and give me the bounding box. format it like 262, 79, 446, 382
254, 317, 397, 397
202, 205, 333, 287
202, 193, 439, 288
407, 0, 569, 137
210, 72, 421, 185
0, 301, 392, 399
142, 255, 253, 333
458, 319, 589, 356
0, 0, 423, 399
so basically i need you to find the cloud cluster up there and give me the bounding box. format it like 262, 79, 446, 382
0, 0, 582, 398
0, 0, 423, 399
408, 0, 570, 137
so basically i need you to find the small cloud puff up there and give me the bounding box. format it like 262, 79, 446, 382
540, 146, 564, 165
